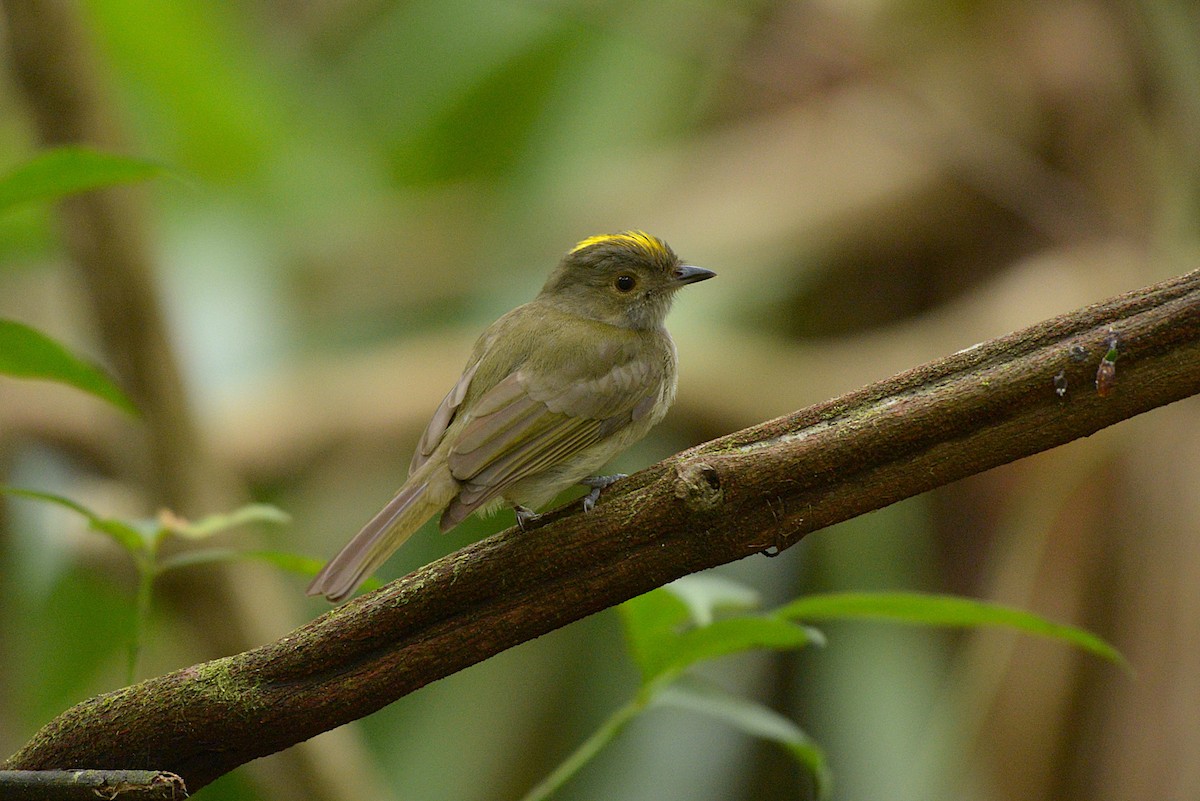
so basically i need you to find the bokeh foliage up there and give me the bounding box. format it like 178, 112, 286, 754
2, 1, 1199, 800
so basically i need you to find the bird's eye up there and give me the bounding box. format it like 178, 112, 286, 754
615, 275, 636, 292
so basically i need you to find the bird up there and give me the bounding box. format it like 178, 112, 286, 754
307, 231, 715, 602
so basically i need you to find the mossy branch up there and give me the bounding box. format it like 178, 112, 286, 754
0, 769, 185, 800
6, 269, 1200, 791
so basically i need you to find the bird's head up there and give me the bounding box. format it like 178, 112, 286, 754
540, 231, 715, 330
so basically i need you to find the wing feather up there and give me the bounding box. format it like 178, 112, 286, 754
439, 419, 602, 529
451, 376, 542, 458
466, 416, 601, 490
410, 359, 481, 473
435, 315, 674, 529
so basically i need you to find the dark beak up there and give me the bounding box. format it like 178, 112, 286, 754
673, 264, 716, 285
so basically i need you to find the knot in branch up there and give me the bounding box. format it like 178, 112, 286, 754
673, 460, 723, 512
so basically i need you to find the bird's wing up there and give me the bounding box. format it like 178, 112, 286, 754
409, 357, 482, 474
440, 342, 667, 527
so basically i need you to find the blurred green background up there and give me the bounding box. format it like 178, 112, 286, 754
2, 1, 1199, 799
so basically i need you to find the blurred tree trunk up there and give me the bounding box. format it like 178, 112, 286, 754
0, 2, 382, 799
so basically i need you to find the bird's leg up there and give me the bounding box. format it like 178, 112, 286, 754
513, 505, 539, 530
513, 474, 628, 529
579, 473, 627, 513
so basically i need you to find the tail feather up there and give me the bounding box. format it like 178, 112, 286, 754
307, 478, 443, 603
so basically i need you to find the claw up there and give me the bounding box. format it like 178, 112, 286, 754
514, 505, 539, 530
579, 473, 626, 513
514, 474, 628, 528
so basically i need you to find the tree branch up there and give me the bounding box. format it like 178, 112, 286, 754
6, 269, 1200, 791
0, 770, 186, 800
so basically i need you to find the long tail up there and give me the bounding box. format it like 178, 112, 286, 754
307, 476, 445, 603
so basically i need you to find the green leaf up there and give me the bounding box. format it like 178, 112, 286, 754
241, 549, 381, 592
0, 319, 138, 415
776, 591, 1127, 669
620, 587, 692, 683
653, 676, 831, 799
0, 147, 166, 212
0, 486, 146, 555
664, 574, 761, 627
163, 503, 290, 540
159, 548, 314, 576
156, 548, 380, 591
623, 583, 823, 684
238, 548, 321, 576
656, 617, 823, 681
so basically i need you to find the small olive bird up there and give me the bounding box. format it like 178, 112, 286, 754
307, 231, 715, 602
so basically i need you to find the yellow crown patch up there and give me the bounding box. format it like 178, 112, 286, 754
570, 230, 669, 260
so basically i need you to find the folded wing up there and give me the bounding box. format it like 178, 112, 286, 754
439, 339, 669, 528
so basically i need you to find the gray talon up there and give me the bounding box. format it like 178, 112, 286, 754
514, 505, 539, 530
579, 473, 626, 512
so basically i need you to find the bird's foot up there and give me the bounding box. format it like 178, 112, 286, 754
514, 505, 539, 531
579, 473, 627, 513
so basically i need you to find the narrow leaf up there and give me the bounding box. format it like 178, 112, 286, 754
0, 147, 165, 212
164, 503, 290, 540
0, 319, 137, 415
619, 588, 692, 683
623, 585, 824, 684
654, 617, 823, 681
777, 591, 1127, 669
156, 548, 380, 591
238, 548, 322, 576
653, 677, 831, 798
0, 486, 145, 555
664, 574, 761, 626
